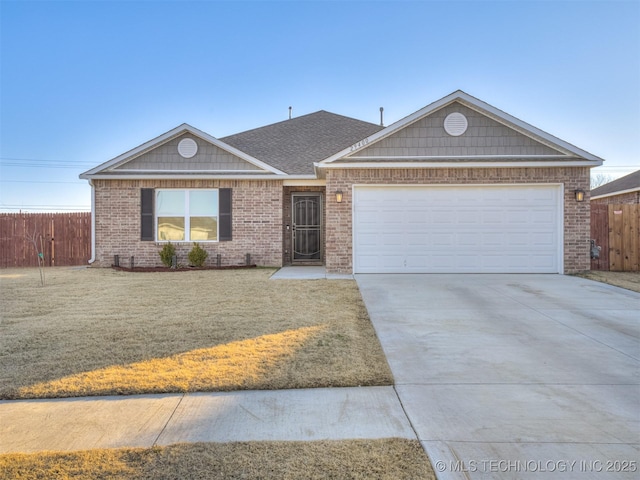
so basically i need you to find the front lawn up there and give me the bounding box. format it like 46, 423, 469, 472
0, 439, 436, 480
0, 267, 393, 399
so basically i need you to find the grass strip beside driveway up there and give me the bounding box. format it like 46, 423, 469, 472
0, 268, 392, 399
574, 271, 640, 293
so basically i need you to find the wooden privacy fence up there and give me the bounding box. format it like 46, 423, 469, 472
0, 213, 91, 268
591, 204, 639, 272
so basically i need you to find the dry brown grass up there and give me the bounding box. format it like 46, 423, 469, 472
0, 267, 392, 399
574, 271, 640, 293
0, 439, 436, 480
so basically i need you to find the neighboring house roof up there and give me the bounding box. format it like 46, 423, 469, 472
591, 170, 640, 199
221, 111, 383, 175
317, 90, 604, 170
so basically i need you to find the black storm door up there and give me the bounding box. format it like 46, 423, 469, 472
292, 194, 322, 262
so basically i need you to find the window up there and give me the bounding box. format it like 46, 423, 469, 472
156, 189, 219, 241
141, 188, 231, 242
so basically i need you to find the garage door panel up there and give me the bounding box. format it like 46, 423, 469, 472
358, 255, 385, 269
531, 232, 555, 246
381, 256, 404, 268
456, 210, 480, 224
431, 233, 454, 245
532, 210, 556, 224
378, 211, 403, 224
505, 210, 528, 223
481, 232, 506, 246
381, 233, 403, 246
432, 210, 454, 223
531, 255, 556, 267
357, 210, 383, 224
407, 234, 429, 246
481, 210, 504, 224
458, 232, 480, 246
406, 212, 429, 224
506, 233, 529, 246
431, 254, 455, 268
354, 185, 561, 273
480, 254, 506, 268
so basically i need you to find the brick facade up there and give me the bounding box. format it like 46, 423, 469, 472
92, 179, 283, 268
325, 167, 591, 274
93, 168, 591, 274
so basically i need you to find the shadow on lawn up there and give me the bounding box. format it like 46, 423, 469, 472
17, 326, 327, 399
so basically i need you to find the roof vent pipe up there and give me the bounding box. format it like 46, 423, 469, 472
380, 107, 384, 126
289, 106, 292, 120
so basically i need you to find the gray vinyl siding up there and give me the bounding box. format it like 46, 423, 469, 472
115, 133, 263, 171
350, 103, 562, 158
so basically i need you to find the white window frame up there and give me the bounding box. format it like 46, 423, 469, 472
156, 189, 219, 242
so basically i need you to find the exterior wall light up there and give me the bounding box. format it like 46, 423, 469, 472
574, 189, 585, 202
335, 190, 343, 203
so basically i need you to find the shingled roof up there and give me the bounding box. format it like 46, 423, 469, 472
591, 169, 640, 198
221, 110, 383, 175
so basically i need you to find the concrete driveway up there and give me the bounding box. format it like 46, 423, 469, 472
356, 274, 640, 479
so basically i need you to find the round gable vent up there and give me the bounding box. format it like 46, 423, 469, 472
444, 112, 468, 136
178, 138, 198, 158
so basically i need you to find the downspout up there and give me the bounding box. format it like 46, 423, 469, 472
88, 179, 96, 264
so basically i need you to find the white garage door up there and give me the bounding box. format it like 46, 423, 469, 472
353, 185, 562, 274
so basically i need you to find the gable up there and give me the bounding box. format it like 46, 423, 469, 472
349, 102, 563, 159
318, 91, 603, 169
80, 123, 286, 179
113, 132, 263, 172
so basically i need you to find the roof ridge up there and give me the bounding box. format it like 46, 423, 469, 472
314, 109, 381, 127
221, 110, 378, 140
220, 111, 322, 139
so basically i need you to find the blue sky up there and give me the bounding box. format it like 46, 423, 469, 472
1, 0, 638, 212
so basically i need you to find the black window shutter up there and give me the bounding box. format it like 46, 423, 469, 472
219, 188, 232, 241
141, 188, 154, 241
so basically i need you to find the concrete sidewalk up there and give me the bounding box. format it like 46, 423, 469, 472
0, 386, 415, 454
270, 266, 353, 280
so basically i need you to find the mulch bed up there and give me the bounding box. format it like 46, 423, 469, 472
112, 265, 257, 272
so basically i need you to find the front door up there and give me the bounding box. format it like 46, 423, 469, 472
292, 193, 322, 263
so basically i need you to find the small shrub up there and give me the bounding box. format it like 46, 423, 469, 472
188, 242, 208, 267
159, 242, 176, 267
